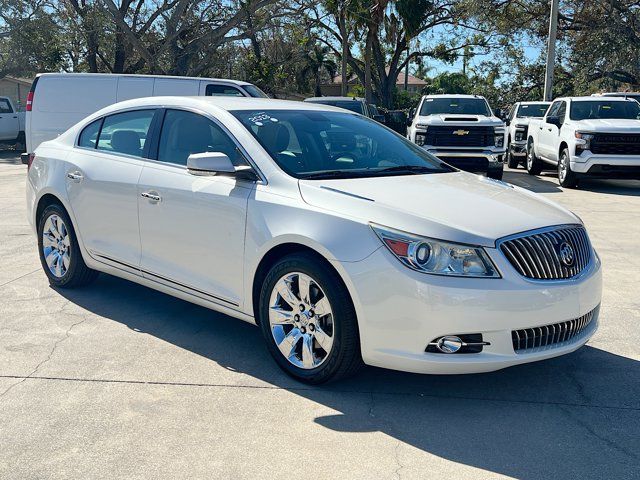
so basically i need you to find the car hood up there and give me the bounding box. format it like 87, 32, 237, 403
298, 172, 578, 247
415, 114, 503, 126
571, 118, 640, 132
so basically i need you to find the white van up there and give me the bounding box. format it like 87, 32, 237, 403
23, 73, 268, 159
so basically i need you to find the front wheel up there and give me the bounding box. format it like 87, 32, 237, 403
37, 204, 98, 288
487, 166, 504, 180
526, 141, 543, 175
258, 253, 363, 384
558, 148, 579, 188
506, 141, 519, 169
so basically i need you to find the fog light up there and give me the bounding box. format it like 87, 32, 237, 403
436, 336, 463, 353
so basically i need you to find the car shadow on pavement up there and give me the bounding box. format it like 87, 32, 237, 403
0, 149, 22, 165
57, 274, 640, 480
504, 167, 640, 196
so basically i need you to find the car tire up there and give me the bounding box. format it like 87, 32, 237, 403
258, 252, 363, 384
37, 204, 98, 288
526, 141, 543, 175
506, 141, 519, 169
487, 167, 504, 180
557, 148, 579, 188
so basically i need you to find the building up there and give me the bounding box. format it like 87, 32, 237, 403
0, 76, 33, 111
320, 70, 428, 98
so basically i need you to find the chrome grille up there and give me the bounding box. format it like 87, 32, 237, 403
512, 307, 597, 354
499, 225, 591, 280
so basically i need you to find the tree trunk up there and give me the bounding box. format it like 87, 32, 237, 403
315, 73, 322, 97
365, 30, 373, 103
338, 8, 348, 96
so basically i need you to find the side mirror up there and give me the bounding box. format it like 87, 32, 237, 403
546, 115, 561, 128
373, 114, 385, 123
494, 108, 503, 118
187, 152, 235, 175
407, 108, 415, 126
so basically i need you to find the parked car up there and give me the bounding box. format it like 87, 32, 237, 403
406, 94, 506, 179
526, 96, 640, 187
27, 96, 602, 383
504, 101, 551, 168
0, 96, 25, 151
303, 96, 386, 123
21, 73, 268, 164
384, 109, 408, 136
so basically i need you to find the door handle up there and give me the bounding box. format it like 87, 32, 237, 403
141, 191, 161, 203
67, 171, 84, 182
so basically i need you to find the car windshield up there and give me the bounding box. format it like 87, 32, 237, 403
517, 104, 550, 118
231, 110, 453, 179
570, 100, 640, 120
419, 98, 491, 116
242, 84, 269, 98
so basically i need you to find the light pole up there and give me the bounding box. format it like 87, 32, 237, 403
543, 0, 559, 101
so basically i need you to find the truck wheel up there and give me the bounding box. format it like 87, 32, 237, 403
526, 141, 543, 175
506, 140, 519, 169
487, 166, 504, 180
558, 148, 578, 188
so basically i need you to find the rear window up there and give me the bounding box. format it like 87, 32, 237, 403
205, 84, 244, 97
308, 100, 364, 114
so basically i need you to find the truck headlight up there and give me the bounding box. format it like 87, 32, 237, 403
414, 127, 428, 146
514, 125, 526, 141
494, 128, 505, 147
371, 224, 500, 278
575, 131, 595, 151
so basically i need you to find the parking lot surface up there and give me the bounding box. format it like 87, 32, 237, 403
1, 149, 639, 479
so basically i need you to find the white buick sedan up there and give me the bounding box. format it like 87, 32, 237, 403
26, 97, 602, 383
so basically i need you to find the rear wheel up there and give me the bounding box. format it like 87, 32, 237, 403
558, 148, 579, 188
258, 253, 363, 384
526, 141, 543, 175
37, 204, 98, 288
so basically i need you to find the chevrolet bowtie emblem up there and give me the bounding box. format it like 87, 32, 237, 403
453, 129, 470, 136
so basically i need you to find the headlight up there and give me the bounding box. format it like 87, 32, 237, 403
494, 128, 505, 147
371, 224, 500, 278
414, 130, 428, 146
575, 131, 595, 151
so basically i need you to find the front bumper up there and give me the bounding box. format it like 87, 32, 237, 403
509, 141, 527, 156
571, 152, 640, 178
425, 148, 505, 174
336, 244, 602, 374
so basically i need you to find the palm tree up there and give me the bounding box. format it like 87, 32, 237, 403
300, 43, 338, 97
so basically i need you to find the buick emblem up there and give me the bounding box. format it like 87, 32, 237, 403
558, 241, 575, 267
453, 129, 469, 136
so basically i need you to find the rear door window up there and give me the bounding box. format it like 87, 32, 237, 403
0, 99, 13, 113
78, 119, 103, 149
96, 110, 155, 158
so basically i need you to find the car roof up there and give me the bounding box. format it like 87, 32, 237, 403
560, 96, 636, 102
421, 94, 486, 99
35, 72, 255, 87
88, 96, 356, 117
304, 96, 365, 102
518, 101, 551, 105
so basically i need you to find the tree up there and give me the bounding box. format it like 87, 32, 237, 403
299, 42, 337, 96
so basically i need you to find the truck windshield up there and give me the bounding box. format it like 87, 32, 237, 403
419, 98, 491, 116
242, 84, 269, 98
570, 100, 640, 120
517, 104, 550, 118
232, 109, 453, 179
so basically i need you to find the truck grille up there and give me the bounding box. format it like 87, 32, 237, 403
590, 133, 640, 155
499, 225, 592, 280
512, 307, 597, 354
424, 126, 494, 147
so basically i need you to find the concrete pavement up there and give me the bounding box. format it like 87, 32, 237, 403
1, 150, 639, 479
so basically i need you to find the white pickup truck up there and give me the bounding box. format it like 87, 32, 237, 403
526, 96, 640, 187
504, 101, 550, 168
0, 96, 25, 150
407, 94, 506, 179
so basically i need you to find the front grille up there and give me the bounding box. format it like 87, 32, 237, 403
439, 156, 489, 172
512, 307, 597, 354
499, 225, 592, 280
590, 133, 640, 155
425, 126, 494, 147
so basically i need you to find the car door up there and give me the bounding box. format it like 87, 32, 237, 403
137, 109, 254, 307
538, 101, 561, 159
0, 98, 19, 141
547, 101, 566, 163
65, 108, 157, 271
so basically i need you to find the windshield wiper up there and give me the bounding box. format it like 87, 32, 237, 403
376, 165, 447, 174
301, 170, 372, 180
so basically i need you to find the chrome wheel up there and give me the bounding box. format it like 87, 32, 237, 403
559, 153, 568, 182
527, 146, 533, 169
42, 214, 70, 278
268, 272, 334, 369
